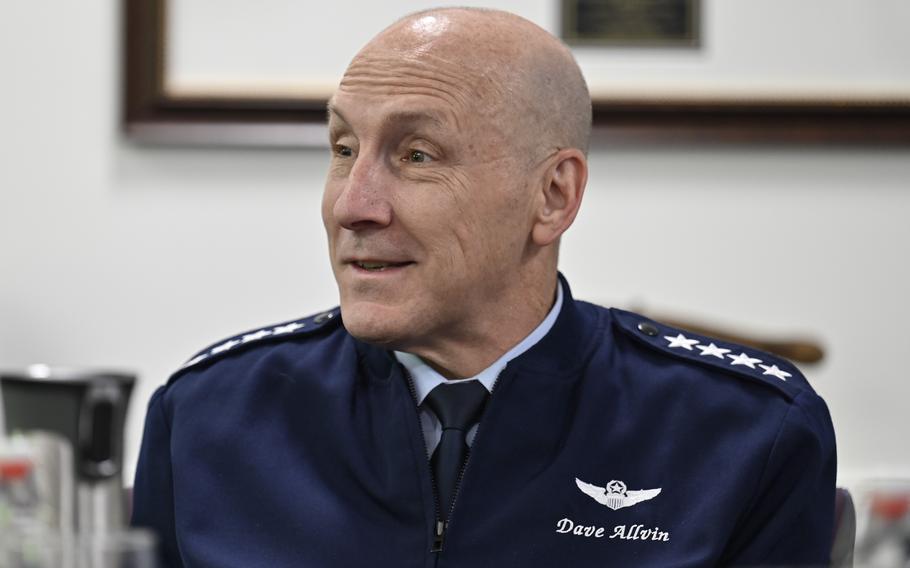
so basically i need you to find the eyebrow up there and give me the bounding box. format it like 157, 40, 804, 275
380, 111, 445, 129
326, 104, 447, 131
326, 103, 347, 126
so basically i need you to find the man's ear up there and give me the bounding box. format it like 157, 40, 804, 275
531, 148, 588, 247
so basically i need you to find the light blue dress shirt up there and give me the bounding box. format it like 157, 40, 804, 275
394, 281, 564, 457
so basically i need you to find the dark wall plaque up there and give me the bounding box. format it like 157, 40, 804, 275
562, 0, 700, 47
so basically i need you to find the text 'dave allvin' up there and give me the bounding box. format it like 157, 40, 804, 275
555, 518, 670, 542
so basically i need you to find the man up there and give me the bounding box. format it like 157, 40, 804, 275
132, 8, 836, 567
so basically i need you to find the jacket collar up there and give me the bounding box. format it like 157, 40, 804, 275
507, 272, 602, 379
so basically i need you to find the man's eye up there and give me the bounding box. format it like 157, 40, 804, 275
404, 150, 430, 163
334, 144, 353, 157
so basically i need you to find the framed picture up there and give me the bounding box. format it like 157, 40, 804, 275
561, 0, 700, 47
124, 0, 910, 146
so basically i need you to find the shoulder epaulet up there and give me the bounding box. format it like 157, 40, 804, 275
611, 308, 807, 401
169, 307, 341, 382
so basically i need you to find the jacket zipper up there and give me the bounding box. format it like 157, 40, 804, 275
432, 370, 506, 554
400, 369, 445, 553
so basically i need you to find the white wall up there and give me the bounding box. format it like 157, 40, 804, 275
1, 1, 909, 491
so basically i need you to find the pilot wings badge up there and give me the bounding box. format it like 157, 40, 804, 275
575, 478, 661, 511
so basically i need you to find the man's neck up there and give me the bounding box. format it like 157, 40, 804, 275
400, 277, 561, 379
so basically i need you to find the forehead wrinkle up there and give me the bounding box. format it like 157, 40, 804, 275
340, 64, 474, 108
379, 110, 444, 131
331, 96, 471, 148
337, 89, 466, 133
346, 52, 473, 87
337, 80, 468, 132
339, 73, 464, 104
341, 52, 493, 107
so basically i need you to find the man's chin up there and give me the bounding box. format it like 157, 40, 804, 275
339, 303, 409, 348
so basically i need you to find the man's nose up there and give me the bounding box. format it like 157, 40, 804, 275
333, 153, 393, 231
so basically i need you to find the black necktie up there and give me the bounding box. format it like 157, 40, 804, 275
424, 380, 489, 522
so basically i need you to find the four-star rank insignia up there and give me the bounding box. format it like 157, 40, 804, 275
611, 308, 806, 401
575, 478, 662, 511
170, 308, 341, 382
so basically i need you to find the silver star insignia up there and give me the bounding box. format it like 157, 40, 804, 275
759, 364, 792, 381
242, 329, 272, 343
273, 322, 305, 334
182, 354, 207, 368
727, 352, 763, 369
211, 339, 240, 354
696, 342, 731, 359
664, 333, 699, 351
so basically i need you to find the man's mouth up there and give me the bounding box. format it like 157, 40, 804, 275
352, 261, 413, 272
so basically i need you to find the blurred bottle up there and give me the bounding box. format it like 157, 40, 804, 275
0, 434, 61, 568
856, 481, 910, 567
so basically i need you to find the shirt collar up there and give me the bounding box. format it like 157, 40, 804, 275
395, 280, 564, 405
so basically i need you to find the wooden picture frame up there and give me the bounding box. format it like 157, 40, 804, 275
124, 0, 910, 147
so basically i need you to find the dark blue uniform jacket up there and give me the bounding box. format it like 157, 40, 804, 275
132, 278, 836, 567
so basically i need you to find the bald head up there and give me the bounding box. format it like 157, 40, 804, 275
348, 7, 592, 155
